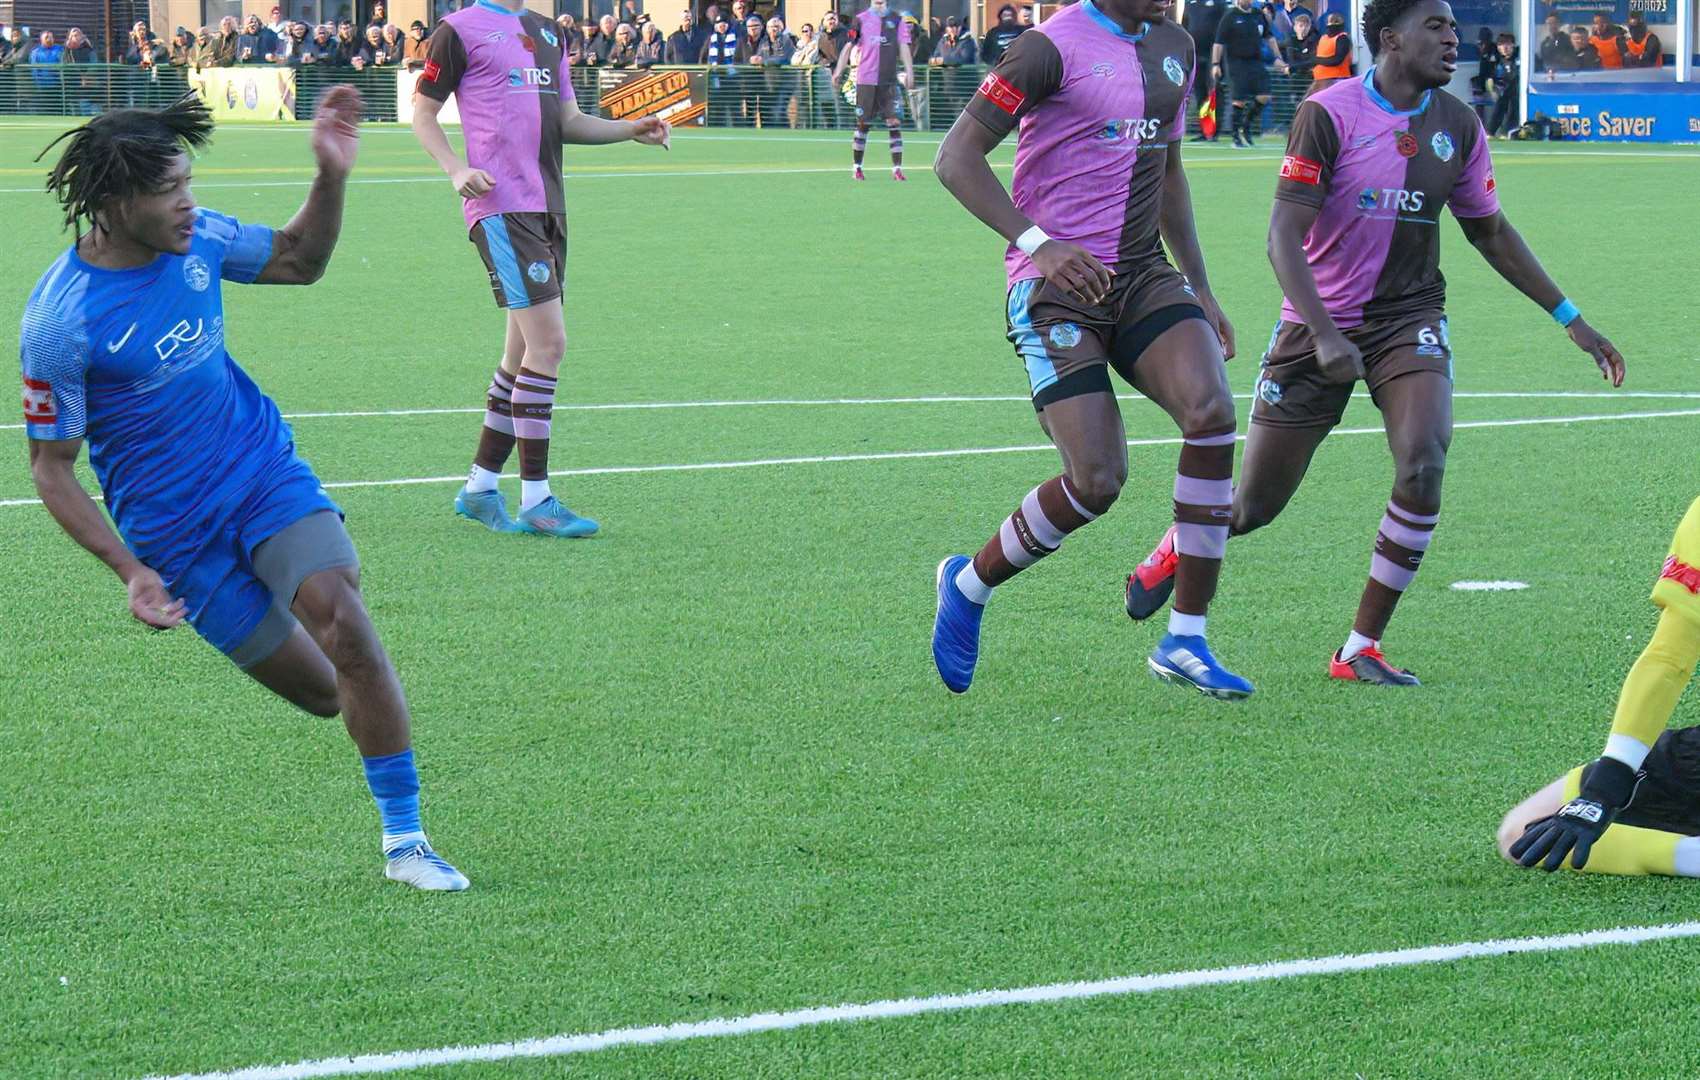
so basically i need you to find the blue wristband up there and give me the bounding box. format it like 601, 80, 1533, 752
1551, 299, 1580, 328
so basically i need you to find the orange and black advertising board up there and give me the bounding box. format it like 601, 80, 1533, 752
598, 68, 708, 127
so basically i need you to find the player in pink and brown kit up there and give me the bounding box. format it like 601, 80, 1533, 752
1124, 0, 1624, 685
411, 0, 669, 538
833, 0, 915, 180
932, 0, 1252, 699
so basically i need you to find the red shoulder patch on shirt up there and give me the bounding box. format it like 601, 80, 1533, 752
977, 72, 1025, 116
422, 58, 441, 81
1279, 155, 1322, 184
1661, 556, 1700, 595
21, 376, 56, 425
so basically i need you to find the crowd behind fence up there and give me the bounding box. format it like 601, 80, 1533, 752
0, 61, 1322, 136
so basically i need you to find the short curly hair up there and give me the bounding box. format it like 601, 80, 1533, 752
1362, 0, 1427, 58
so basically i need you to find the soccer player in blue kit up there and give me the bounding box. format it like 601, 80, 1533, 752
19, 90, 469, 892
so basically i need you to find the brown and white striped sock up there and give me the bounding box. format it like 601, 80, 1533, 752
956, 475, 1104, 603
1345, 497, 1439, 655
511, 366, 558, 510
466, 366, 516, 493
1169, 427, 1236, 634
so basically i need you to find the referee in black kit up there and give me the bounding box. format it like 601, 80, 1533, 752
1212, 0, 1287, 147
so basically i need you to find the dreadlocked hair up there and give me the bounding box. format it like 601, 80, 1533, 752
1362, 0, 1425, 57
37, 92, 214, 238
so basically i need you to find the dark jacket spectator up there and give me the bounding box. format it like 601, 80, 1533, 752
1623, 13, 1662, 67
556, 15, 586, 64
381, 25, 406, 63
192, 29, 220, 69
333, 22, 360, 65
755, 23, 796, 65
910, 17, 937, 64
125, 25, 168, 67
368, 2, 390, 31
353, 25, 395, 68
817, 13, 848, 68
667, 13, 706, 64
1470, 27, 1495, 95
277, 22, 309, 64
606, 24, 638, 67
982, 6, 1026, 63
700, 21, 740, 64
213, 18, 241, 66
586, 16, 619, 64
1558, 27, 1600, 70
740, 17, 766, 64
931, 19, 978, 65
168, 28, 194, 66
635, 23, 667, 66
1282, 15, 1321, 76
1268, 0, 1312, 43
237, 16, 280, 63
65, 27, 100, 63
0, 29, 21, 65
1537, 16, 1568, 71
301, 26, 337, 64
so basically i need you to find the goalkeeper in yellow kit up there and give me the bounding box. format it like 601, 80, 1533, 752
1499, 498, 1700, 876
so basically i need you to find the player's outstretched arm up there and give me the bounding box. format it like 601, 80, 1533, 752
935, 113, 1110, 305
256, 85, 362, 285
558, 95, 670, 148
1159, 143, 1234, 359
28, 438, 185, 630
1269, 199, 1362, 382
1456, 211, 1624, 386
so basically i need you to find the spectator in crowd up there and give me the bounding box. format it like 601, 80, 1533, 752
587, 14, 619, 63
1486, 31, 1519, 137
126, 22, 168, 67
0, 27, 21, 65
700, 12, 742, 126
210, 17, 239, 66
277, 21, 309, 63
634, 21, 666, 65
1537, 13, 1567, 71
1281, 11, 1319, 76
910, 15, 937, 65
755, 15, 797, 126
302, 23, 337, 64
981, 5, 1025, 63
931, 16, 977, 65
792, 22, 820, 64
556, 14, 586, 65
1018, 5, 1035, 27
1468, 25, 1495, 106
1623, 11, 1661, 67
64, 26, 99, 63
28, 31, 65, 106
333, 20, 360, 64
606, 23, 638, 67
1268, 0, 1312, 44
380, 24, 405, 63
1183, 0, 1226, 136
1560, 25, 1601, 70
667, 10, 705, 64
1589, 12, 1625, 68
1310, 10, 1353, 84
731, 0, 753, 29
166, 27, 193, 66
401, 20, 429, 68
740, 10, 768, 123
267, 6, 288, 37
368, 2, 389, 31
352, 24, 388, 69
237, 14, 279, 64
817, 10, 847, 68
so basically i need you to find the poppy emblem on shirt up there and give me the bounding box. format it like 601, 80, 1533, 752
184, 255, 210, 292
1163, 56, 1185, 86
518, 33, 536, 52
21, 377, 56, 425
1049, 323, 1081, 349
1431, 130, 1455, 162
1394, 131, 1418, 157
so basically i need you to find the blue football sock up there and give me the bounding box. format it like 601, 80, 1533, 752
362, 748, 423, 852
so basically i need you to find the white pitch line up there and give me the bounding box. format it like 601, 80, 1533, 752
3, 407, 1697, 511
142, 920, 1700, 1080
1, 390, 1694, 433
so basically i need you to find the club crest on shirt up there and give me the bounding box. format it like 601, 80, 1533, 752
540, 26, 558, 47
1091, 62, 1115, 77
1049, 323, 1081, 349
1351, 133, 1378, 148
1163, 56, 1185, 86
1394, 131, 1418, 158
527, 260, 551, 284
183, 255, 210, 292
1431, 130, 1455, 162
1357, 187, 1378, 211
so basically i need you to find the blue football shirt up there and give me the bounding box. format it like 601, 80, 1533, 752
20, 208, 318, 563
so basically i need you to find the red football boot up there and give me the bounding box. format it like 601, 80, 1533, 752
1329, 646, 1421, 686
1125, 524, 1178, 621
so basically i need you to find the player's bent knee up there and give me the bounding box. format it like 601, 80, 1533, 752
1231, 500, 1278, 536
1069, 463, 1126, 513
1393, 454, 1446, 509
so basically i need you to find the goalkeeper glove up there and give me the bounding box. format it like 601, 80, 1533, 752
1510, 755, 1641, 872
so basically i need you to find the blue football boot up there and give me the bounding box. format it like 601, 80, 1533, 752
1148, 633, 1255, 700
932, 555, 985, 694
454, 486, 517, 533
516, 495, 600, 538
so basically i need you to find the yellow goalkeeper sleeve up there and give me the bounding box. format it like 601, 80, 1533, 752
1559, 767, 1681, 876
1609, 608, 1700, 753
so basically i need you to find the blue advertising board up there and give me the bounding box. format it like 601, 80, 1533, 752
1527, 81, 1700, 141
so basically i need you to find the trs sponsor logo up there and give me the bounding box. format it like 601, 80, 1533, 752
1095, 117, 1164, 145
21, 376, 56, 424
508, 66, 554, 88
1356, 187, 1426, 213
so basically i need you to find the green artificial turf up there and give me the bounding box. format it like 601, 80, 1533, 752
1, 121, 1698, 1078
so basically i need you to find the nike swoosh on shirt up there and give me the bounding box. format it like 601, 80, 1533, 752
106, 323, 138, 353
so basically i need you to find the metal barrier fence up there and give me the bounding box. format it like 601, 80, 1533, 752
0, 62, 1314, 136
